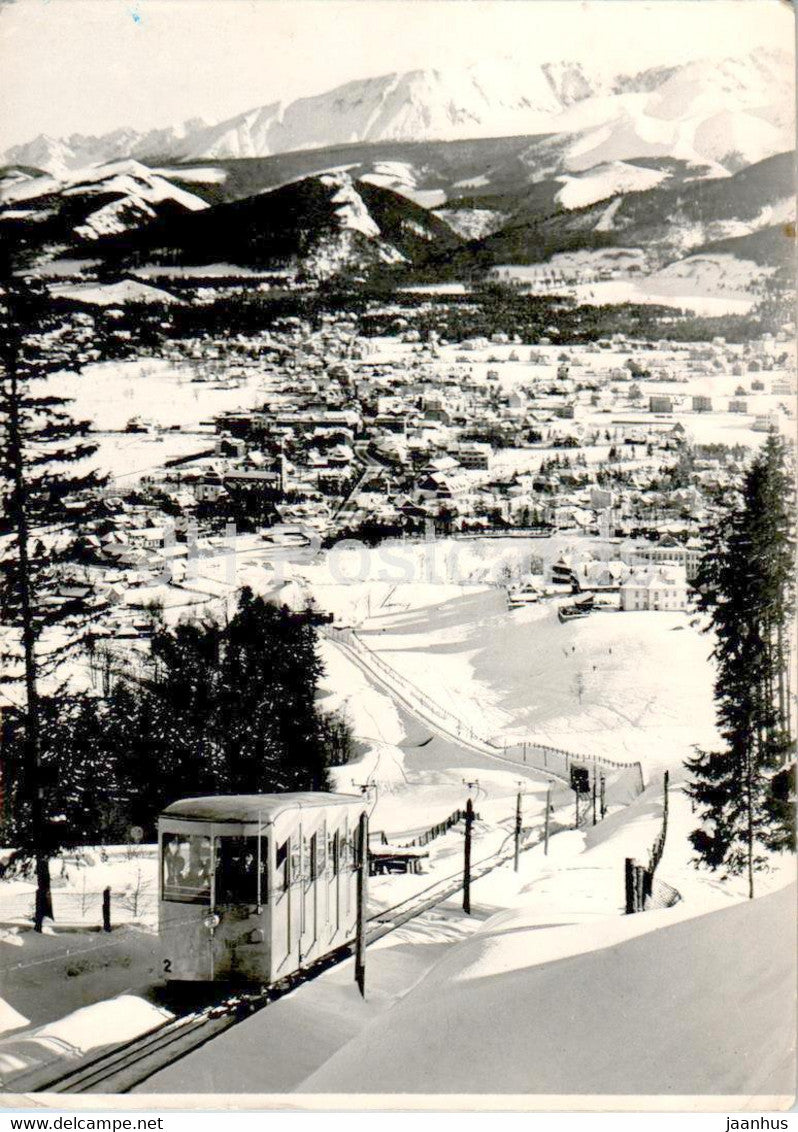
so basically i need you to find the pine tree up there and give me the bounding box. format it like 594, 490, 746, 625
0, 280, 106, 928
85, 590, 341, 834
687, 434, 795, 896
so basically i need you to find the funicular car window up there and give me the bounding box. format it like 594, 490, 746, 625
215, 836, 267, 905
308, 833, 318, 882
276, 838, 290, 893
162, 833, 212, 903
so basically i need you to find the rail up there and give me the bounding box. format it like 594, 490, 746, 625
5, 809, 553, 1095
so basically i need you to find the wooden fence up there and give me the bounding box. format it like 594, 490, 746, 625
402, 808, 480, 849
625, 770, 679, 914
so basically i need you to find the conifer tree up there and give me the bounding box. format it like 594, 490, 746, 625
0, 280, 106, 928
687, 434, 795, 896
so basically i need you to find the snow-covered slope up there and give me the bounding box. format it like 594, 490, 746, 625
0, 159, 208, 239
93, 169, 463, 279
555, 161, 672, 209
0, 160, 210, 265
474, 151, 795, 273
61, 160, 208, 240
4, 48, 792, 175
299, 874, 796, 1095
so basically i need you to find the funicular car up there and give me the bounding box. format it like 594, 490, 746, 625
159, 792, 367, 984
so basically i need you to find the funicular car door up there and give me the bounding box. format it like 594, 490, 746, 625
301, 829, 317, 959
330, 824, 341, 939
316, 818, 328, 943
211, 824, 268, 982
271, 826, 292, 976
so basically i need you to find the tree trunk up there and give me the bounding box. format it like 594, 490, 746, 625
4, 332, 52, 930
746, 747, 755, 901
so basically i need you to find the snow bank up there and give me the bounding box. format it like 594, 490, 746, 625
0, 994, 171, 1087
300, 881, 796, 1096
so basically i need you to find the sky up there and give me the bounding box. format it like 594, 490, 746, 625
0, 0, 794, 151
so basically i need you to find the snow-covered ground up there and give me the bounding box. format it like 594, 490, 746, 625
132, 782, 796, 1097
1, 588, 792, 1097
304, 558, 720, 776
491, 252, 776, 315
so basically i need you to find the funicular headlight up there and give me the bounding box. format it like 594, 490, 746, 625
204, 912, 220, 930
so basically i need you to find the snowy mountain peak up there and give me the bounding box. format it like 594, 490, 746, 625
3, 48, 793, 175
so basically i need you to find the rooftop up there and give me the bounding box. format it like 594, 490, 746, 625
161, 792, 365, 823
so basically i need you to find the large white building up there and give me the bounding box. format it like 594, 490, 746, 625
619, 565, 689, 612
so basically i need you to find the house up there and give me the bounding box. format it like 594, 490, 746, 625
619, 565, 689, 611
649, 396, 673, 413
692, 396, 712, 413
422, 455, 461, 476
728, 399, 748, 414
573, 560, 632, 592
415, 472, 469, 501
550, 554, 577, 586
194, 473, 227, 503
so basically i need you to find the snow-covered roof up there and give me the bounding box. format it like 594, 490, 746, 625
161, 792, 365, 824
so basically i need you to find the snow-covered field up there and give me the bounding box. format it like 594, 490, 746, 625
491, 252, 775, 315
292, 537, 721, 776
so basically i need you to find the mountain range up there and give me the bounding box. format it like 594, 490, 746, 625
4, 49, 793, 177
2, 146, 790, 287
0, 48, 793, 293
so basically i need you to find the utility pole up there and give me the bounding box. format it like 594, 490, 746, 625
600, 773, 606, 819
355, 810, 368, 997
513, 787, 522, 872
463, 797, 474, 914
574, 785, 580, 829
544, 782, 551, 855
591, 770, 597, 826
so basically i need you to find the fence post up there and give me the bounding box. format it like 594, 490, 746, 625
102, 887, 112, 932
544, 782, 551, 855
600, 773, 606, 819
355, 811, 368, 998
463, 797, 474, 914
624, 858, 636, 914
642, 868, 653, 906
513, 790, 522, 872
635, 866, 646, 913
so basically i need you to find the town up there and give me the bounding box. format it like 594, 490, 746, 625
22, 296, 794, 671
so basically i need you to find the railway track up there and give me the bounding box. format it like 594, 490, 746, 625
9, 824, 541, 1095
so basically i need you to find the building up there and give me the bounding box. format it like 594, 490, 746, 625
573, 560, 631, 592
590, 487, 616, 510
728, 399, 748, 414
649, 396, 673, 413
692, 396, 712, 413
635, 536, 702, 581
752, 411, 780, 433
457, 442, 492, 470
619, 565, 689, 611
